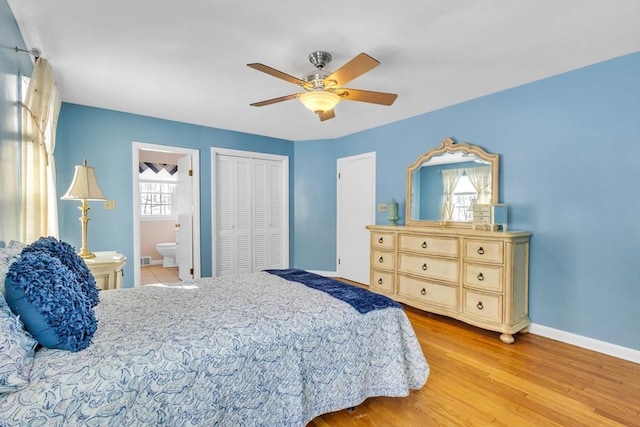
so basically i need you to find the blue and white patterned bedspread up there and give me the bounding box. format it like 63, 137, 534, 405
0, 272, 429, 426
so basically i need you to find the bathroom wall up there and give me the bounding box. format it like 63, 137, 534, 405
140, 220, 177, 263
139, 150, 182, 263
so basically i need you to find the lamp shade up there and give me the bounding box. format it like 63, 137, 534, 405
61, 159, 107, 201
299, 91, 340, 114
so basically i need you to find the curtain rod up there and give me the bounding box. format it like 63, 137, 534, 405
15, 46, 41, 59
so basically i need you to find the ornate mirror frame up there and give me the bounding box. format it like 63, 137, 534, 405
405, 137, 500, 227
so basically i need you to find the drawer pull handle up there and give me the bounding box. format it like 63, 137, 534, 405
421, 288, 427, 296
477, 301, 484, 310
421, 241, 427, 249
378, 237, 384, 244
477, 272, 484, 281
477, 246, 485, 255
422, 263, 428, 271
378, 278, 383, 285
378, 256, 384, 263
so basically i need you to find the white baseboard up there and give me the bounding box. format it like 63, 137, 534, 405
529, 323, 640, 364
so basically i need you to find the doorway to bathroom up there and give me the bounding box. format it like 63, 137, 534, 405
132, 142, 201, 287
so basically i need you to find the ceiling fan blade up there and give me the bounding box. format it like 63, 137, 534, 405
250, 94, 299, 107
247, 63, 309, 87
319, 109, 335, 121
338, 88, 398, 106
323, 53, 380, 87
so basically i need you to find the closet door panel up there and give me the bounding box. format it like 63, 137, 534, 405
253, 160, 268, 271
216, 156, 235, 276
253, 159, 284, 271
216, 155, 251, 276
234, 158, 252, 273
267, 160, 283, 269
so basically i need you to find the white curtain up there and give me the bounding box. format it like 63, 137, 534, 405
441, 168, 463, 221
0, 75, 23, 243
21, 58, 61, 243
466, 166, 492, 204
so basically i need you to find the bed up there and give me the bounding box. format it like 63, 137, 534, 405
0, 264, 429, 426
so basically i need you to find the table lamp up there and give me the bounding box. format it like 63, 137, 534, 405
61, 159, 107, 259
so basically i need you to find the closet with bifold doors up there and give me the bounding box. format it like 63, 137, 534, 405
212, 148, 289, 277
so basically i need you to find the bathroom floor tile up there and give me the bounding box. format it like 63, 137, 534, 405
141, 266, 180, 285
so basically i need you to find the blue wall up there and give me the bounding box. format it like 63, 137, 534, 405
294, 52, 640, 350
292, 139, 337, 270
55, 104, 294, 280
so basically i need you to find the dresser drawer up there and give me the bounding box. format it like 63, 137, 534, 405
371, 250, 394, 270
464, 262, 503, 292
398, 253, 458, 283
398, 233, 458, 257
465, 240, 504, 263
463, 289, 502, 323
371, 231, 395, 250
398, 274, 458, 309
371, 269, 394, 293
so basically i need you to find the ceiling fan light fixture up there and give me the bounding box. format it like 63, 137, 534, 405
299, 91, 340, 114
248, 51, 396, 121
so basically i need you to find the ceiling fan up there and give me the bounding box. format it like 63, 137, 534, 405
247, 51, 398, 121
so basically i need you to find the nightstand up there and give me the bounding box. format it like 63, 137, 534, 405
84, 251, 127, 290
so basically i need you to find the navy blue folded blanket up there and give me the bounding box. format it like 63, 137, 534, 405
264, 269, 401, 314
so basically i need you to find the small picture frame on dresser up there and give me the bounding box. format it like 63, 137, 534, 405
472, 203, 508, 231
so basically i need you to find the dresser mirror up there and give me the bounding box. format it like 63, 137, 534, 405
406, 137, 499, 227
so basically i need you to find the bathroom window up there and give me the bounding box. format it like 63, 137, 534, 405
140, 182, 176, 216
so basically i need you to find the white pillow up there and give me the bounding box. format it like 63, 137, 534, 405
0, 241, 25, 296
0, 293, 37, 393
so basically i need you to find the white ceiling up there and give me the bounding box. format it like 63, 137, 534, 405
8, 1, 640, 142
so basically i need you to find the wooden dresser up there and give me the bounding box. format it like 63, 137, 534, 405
368, 225, 531, 343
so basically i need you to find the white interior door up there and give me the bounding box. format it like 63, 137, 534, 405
176, 155, 193, 281
337, 153, 376, 285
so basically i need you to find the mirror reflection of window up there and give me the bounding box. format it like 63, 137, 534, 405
441, 165, 491, 222
451, 174, 477, 222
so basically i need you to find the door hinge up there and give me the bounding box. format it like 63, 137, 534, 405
338, 172, 341, 179
190, 267, 194, 275
189, 169, 193, 177
338, 258, 341, 265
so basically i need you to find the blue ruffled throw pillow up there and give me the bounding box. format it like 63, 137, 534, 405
22, 237, 100, 307
5, 251, 97, 352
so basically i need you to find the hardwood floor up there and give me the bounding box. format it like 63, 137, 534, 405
309, 304, 640, 426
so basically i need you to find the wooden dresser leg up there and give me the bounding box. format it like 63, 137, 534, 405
500, 333, 515, 344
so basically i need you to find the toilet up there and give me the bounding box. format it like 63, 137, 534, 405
156, 242, 177, 267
